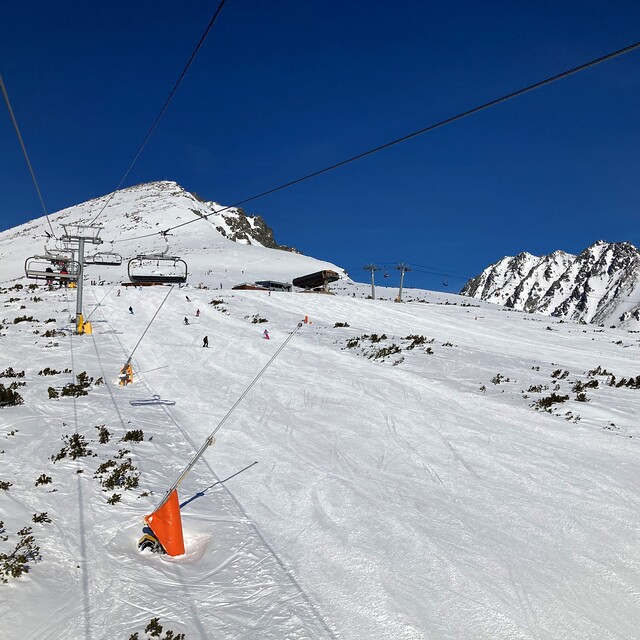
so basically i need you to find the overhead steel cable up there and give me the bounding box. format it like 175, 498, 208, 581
89, 0, 229, 225
1, 73, 57, 238
111, 38, 640, 245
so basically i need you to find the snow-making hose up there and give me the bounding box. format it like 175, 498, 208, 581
85, 284, 118, 321
124, 285, 174, 367
153, 320, 304, 512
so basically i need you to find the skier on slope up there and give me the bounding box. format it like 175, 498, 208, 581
129, 306, 134, 315
196, 309, 200, 317
184, 317, 190, 325
263, 329, 270, 340
203, 336, 209, 348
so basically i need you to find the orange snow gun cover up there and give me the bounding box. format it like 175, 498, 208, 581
144, 489, 185, 556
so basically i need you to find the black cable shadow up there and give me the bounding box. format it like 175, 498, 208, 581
180, 461, 258, 509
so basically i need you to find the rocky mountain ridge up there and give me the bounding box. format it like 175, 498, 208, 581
461, 240, 640, 326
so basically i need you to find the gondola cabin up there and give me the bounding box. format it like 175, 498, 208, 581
127, 255, 188, 284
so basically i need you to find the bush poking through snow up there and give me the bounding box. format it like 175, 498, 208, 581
43, 329, 64, 338
32, 512, 51, 524
369, 344, 402, 360
96, 425, 110, 444
491, 373, 511, 385
334, 322, 350, 328
404, 334, 428, 348
42, 329, 65, 338
35, 474, 52, 486
588, 365, 611, 377
531, 393, 570, 412
0, 480, 12, 491
13, 315, 37, 324
573, 380, 598, 393
121, 429, 144, 443
0, 367, 25, 378
615, 376, 640, 389
39, 367, 62, 376
128, 618, 185, 640
94, 458, 139, 491
0, 526, 42, 583
58, 372, 93, 398
0, 384, 24, 407
52, 433, 93, 462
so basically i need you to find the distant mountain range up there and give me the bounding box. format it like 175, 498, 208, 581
461, 241, 640, 326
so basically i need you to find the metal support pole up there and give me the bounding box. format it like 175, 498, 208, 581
363, 264, 379, 300
395, 263, 411, 302
76, 237, 85, 333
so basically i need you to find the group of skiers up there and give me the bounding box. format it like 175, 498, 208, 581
125, 293, 270, 348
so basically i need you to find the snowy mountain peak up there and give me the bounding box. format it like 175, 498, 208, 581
462, 241, 640, 326
0, 181, 343, 288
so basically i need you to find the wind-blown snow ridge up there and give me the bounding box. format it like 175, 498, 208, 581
461, 240, 640, 327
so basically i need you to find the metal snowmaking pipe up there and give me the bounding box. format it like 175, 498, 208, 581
153, 320, 304, 512
124, 285, 174, 367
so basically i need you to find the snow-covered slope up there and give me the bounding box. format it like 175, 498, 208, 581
461, 241, 640, 327
1, 276, 640, 638
2, 190, 640, 639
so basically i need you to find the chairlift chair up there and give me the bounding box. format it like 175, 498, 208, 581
25, 255, 80, 282
44, 249, 75, 263
127, 254, 188, 284
85, 251, 123, 266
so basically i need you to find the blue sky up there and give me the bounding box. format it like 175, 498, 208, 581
2, 1, 639, 291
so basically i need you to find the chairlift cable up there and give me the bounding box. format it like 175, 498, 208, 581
112, 38, 640, 245
0, 73, 57, 239
89, 0, 228, 226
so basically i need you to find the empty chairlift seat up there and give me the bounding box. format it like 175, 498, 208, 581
127, 255, 188, 284
85, 251, 123, 266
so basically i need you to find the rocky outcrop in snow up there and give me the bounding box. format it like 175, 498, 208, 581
461, 241, 640, 326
